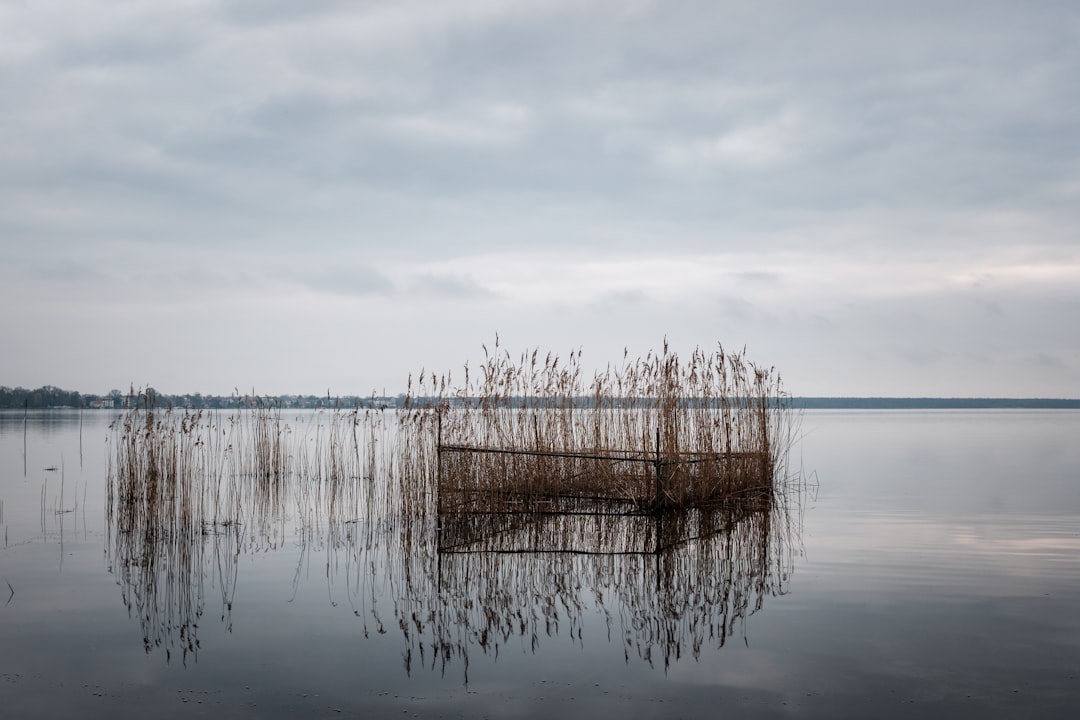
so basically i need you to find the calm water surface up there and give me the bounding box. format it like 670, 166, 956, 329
1, 409, 1078, 718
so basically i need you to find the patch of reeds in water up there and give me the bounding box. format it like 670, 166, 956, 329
105, 342, 801, 672
399, 339, 792, 519
105, 395, 393, 663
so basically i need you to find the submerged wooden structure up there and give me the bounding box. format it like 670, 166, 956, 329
437, 424, 773, 514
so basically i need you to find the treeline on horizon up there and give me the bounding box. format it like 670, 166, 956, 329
2, 385, 1079, 411
0, 385, 393, 410
787, 397, 1080, 409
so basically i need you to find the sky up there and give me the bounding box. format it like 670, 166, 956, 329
2, 0, 1078, 398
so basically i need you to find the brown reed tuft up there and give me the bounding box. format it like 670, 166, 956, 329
399, 339, 792, 519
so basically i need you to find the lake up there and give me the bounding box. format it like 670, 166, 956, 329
1, 408, 1078, 718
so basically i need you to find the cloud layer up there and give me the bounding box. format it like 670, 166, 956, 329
2, 1, 1078, 396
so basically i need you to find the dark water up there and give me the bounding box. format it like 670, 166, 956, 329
1, 409, 1078, 718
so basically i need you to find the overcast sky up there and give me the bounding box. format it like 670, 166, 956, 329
2, 0, 1078, 397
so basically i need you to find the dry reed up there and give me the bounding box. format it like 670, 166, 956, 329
399, 339, 791, 518
105, 393, 391, 662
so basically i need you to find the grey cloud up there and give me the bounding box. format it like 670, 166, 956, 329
730, 271, 782, 285
976, 299, 1005, 317
219, 0, 356, 28
249, 93, 348, 135
294, 266, 396, 297
30, 258, 110, 284
13, 1, 1074, 257
896, 347, 949, 367
595, 290, 648, 307
55, 29, 202, 67
961, 351, 995, 367
1033, 353, 1068, 371
409, 274, 495, 300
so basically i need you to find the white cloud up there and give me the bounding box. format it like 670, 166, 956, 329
397, 241, 1080, 314
384, 102, 534, 147
657, 109, 806, 170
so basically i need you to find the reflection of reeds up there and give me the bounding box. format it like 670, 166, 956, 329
375, 467, 807, 675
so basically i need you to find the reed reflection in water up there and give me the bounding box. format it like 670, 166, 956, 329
105, 397, 804, 677
416, 491, 802, 676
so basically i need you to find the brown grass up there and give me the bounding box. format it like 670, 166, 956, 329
398, 339, 792, 518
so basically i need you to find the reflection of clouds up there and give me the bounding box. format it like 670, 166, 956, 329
949, 520, 1080, 560
805, 512, 1080, 593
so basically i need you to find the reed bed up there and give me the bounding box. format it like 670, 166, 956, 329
400, 339, 791, 517
104, 342, 799, 670
105, 394, 394, 662
106, 404, 232, 663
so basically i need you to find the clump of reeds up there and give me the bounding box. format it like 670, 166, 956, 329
105, 391, 396, 662
106, 395, 224, 664
397, 339, 791, 518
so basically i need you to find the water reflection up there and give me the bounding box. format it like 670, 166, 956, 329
414, 495, 799, 675
107, 515, 240, 665
104, 407, 804, 675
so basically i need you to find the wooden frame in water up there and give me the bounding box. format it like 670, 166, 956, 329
400, 340, 791, 531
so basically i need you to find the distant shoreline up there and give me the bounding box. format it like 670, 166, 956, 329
788, 398, 1080, 409
2, 385, 1079, 411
